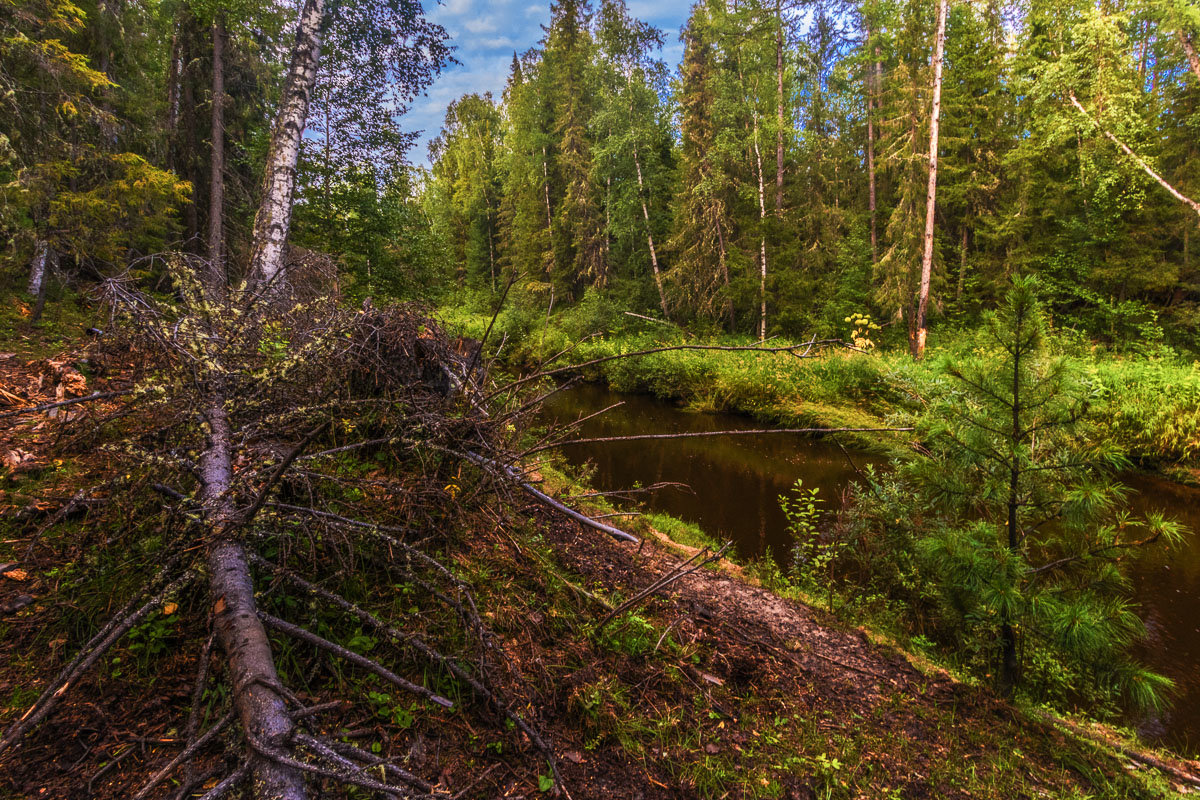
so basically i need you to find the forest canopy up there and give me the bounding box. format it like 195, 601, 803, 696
426, 0, 1200, 355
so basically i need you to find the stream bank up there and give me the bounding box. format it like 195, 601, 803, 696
542, 383, 1200, 758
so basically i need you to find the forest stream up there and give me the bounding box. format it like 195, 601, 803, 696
543, 383, 1200, 757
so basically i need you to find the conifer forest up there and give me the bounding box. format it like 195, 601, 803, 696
3, 0, 1200, 798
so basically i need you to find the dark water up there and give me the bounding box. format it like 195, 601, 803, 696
543, 383, 1200, 756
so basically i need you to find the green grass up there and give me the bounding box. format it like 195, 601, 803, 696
439, 302, 1200, 472
0, 282, 103, 361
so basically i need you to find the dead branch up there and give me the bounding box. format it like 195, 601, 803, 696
180, 631, 216, 790
597, 543, 731, 631
294, 733, 434, 793
290, 735, 408, 798
486, 338, 851, 400
462, 450, 639, 543
86, 742, 141, 795
196, 761, 250, 800
253, 738, 422, 798
0, 570, 195, 754
293, 732, 440, 796
1068, 91, 1200, 221
131, 709, 235, 800
1035, 711, 1200, 788
237, 421, 330, 529
265, 501, 417, 537
255, 556, 557, 770
258, 612, 454, 708
0, 389, 133, 421
565, 482, 692, 500
526, 426, 915, 456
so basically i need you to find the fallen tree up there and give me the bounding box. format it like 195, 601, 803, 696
0, 271, 593, 797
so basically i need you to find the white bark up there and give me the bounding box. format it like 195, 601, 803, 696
248, 0, 326, 293
27, 241, 51, 298
199, 390, 305, 799
1068, 92, 1200, 221
752, 109, 768, 341
914, 0, 948, 359
633, 144, 670, 321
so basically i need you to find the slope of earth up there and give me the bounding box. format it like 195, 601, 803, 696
1, 328, 1197, 799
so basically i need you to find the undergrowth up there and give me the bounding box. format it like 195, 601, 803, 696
439, 301, 1200, 472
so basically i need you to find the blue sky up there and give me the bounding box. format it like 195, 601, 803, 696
404, 0, 694, 165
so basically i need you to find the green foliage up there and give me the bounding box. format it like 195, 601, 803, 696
423, 0, 1200, 350
781, 480, 840, 610
850, 279, 1186, 709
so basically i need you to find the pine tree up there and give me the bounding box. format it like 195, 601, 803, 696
544, 0, 605, 294
909, 277, 1182, 704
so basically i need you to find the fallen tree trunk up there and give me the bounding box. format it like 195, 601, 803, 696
200, 390, 305, 799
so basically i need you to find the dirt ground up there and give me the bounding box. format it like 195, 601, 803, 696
3, 341, 1199, 799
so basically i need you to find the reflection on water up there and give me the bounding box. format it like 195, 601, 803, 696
543, 383, 1200, 756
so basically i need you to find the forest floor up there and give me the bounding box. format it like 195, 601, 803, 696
2, 309, 1199, 799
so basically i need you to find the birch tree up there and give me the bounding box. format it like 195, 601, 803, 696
912, 0, 947, 359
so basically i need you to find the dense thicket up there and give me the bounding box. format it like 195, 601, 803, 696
427, 0, 1200, 353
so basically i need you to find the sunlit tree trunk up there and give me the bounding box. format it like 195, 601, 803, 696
1178, 29, 1200, 82
633, 143, 670, 321
28, 241, 53, 323
247, 0, 326, 294
1068, 92, 1200, 221
913, 0, 947, 359
752, 108, 768, 341
775, 0, 785, 216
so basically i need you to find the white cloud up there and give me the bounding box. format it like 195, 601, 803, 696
464, 17, 499, 33
403, 0, 692, 165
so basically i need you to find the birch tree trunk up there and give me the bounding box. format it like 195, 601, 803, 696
752, 109, 769, 341
28, 240, 50, 298
247, 0, 326, 294
28, 241, 53, 323
633, 144, 670, 321
200, 390, 306, 799
912, 0, 947, 360
1068, 92, 1200, 221
206, 16, 227, 296
541, 145, 555, 275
